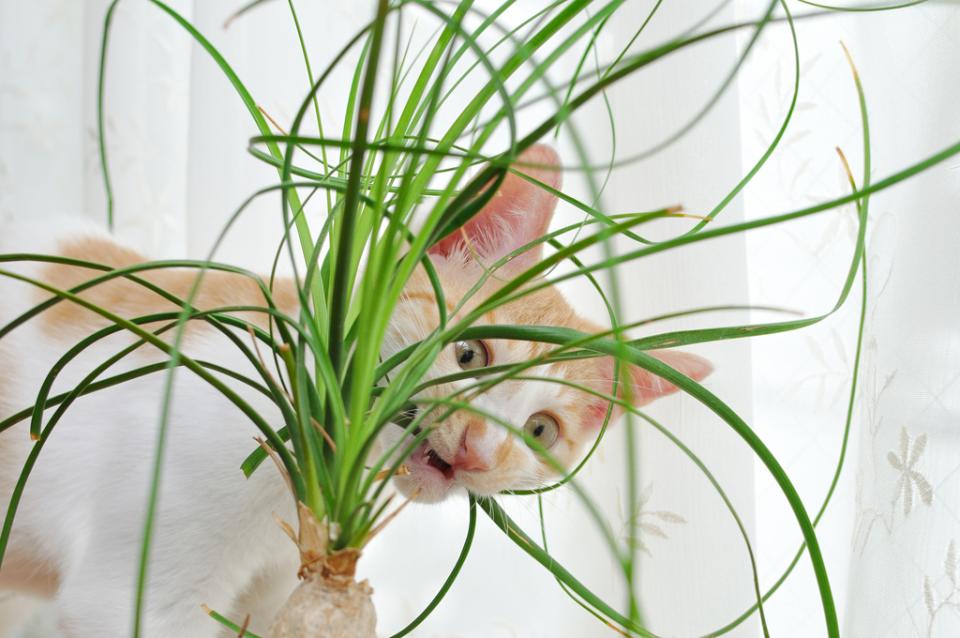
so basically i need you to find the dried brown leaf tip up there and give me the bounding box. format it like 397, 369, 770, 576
237, 614, 251, 637
255, 437, 293, 495
273, 512, 298, 545
373, 465, 409, 482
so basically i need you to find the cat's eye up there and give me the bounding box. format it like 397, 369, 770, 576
454, 339, 490, 370
523, 412, 560, 450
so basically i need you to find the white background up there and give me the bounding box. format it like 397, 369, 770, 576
1, 1, 959, 636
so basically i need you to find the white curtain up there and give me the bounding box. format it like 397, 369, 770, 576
736, 2, 960, 637
1, 1, 958, 637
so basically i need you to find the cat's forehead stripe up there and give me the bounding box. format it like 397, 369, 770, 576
402, 282, 502, 326
400, 289, 455, 314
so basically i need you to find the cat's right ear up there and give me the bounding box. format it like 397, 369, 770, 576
583, 349, 714, 428
428, 144, 562, 272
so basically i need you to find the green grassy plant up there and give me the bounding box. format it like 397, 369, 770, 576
1, 0, 955, 636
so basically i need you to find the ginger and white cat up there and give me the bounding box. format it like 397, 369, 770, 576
0, 146, 710, 637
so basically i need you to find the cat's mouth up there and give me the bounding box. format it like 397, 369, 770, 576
392, 424, 466, 502
423, 447, 454, 479
407, 425, 456, 480
391, 440, 458, 503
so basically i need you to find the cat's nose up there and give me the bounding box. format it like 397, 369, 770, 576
452, 419, 491, 472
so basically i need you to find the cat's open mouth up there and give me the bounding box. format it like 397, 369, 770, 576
406, 424, 456, 480
393, 440, 459, 503
424, 447, 454, 479
392, 423, 463, 501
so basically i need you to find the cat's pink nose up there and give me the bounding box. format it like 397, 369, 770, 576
452, 420, 491, 472
452, 446, 489, 472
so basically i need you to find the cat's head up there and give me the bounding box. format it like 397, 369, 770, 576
384, 145, 712, 502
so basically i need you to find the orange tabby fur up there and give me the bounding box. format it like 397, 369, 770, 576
37, 237, 298, 338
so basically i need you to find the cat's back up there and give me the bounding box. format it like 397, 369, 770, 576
0, 219, 105, 433
0, 218, 98, 326
2, 222, 298, 335
0, 220, 301, 618
0, 220, 300, 455
0, 217, 299, 491
0, 220, 158, 422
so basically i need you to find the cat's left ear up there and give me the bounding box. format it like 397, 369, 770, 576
428, 144, 562, 271
585, 350, 713, 428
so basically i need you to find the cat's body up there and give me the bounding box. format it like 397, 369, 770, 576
0, 146, 710, 637
0, 224, 303, 636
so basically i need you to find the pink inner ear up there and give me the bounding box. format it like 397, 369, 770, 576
429, 144, 561, 269
583, 349, 714, 428
628, 350, 713, 404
